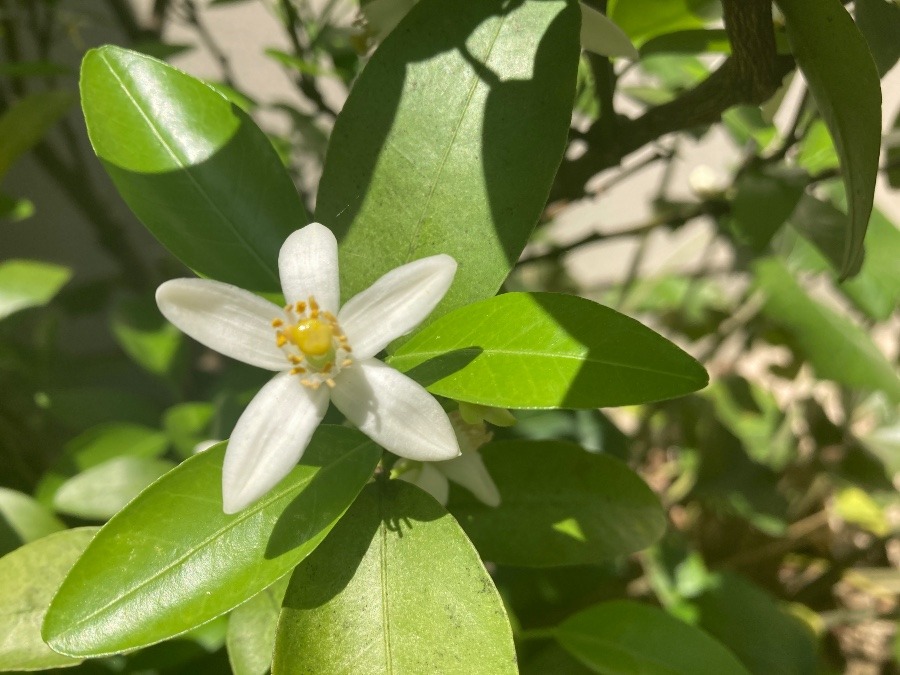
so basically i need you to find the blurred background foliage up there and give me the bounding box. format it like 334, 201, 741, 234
1, 0, 900, 673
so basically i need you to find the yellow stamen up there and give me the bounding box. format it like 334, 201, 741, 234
276, 333, 287, 348
325, 378, 336, 388
271, 318, 284, 327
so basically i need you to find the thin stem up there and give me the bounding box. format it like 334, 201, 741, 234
182, 0, 237, 87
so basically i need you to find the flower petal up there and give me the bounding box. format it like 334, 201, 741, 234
437, 451, 501, 507
338, 254, 456, 359
278, 223, 340, 312
221, 372, 329, 513
399, 463, 450, 506
157, 278, 286, 370
331, 359, 460, 461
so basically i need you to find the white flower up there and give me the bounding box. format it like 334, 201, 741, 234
397, 411, 501, 508
156, 223, 460, 513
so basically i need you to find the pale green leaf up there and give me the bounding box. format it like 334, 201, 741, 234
0, 91, 75, 178
0, 528, 97, 671
0, 489, 65, 558
0, 260, 71, 321
226, 577, 289, 675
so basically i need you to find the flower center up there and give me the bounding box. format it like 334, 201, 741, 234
272, 296, 352, 389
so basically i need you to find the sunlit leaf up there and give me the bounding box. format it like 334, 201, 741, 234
273, 480, 517, 674
0, 260, 71, 321
0, 528, 97, 671
317, 0, 580, 321
42, 427, 380, 656
80, 46, 306, 292
389, 292, 708, 409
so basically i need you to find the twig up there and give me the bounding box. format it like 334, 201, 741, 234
278, 0, 338, 119
182, 0, 237, 87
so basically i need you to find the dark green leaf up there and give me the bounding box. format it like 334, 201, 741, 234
754, 258, 900, 401
0, 260, 71, 321
449, 440, 666, 566
0, 91, 75, 178
556, 600, 750, 675
389, 292, 708, 409
855, 0, 900, 76
694, 573, 817, 675
273, 480, 517, 674
42, 426, 381, 656
776, 0, 881, 277
226, 577, 289, 675
80, 46, 306, 292
316, 0, 580, 320
0, 528, 97, 671
0, 489, 65, 557
729, 165, 806, 251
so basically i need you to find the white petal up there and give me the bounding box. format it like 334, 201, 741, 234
278, 223, 340, 312
580, 4, 639, 60
338, 254, 456, 360
399, 464, 450, 506
330, 359, 460, 461
437, 452, 501, 508
222, 372, 329, 513
156, 278, 286, 370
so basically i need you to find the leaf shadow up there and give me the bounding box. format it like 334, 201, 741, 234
280, 480, 442, 609
401, 346, 483, 387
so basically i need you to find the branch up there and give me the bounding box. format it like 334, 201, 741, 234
552, 0, 794, 202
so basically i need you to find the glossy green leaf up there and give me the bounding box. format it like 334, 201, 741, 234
0, 90, 75, 178
42, 426, 381, 656
609, 0, 718, 45
389, 292, 708, 409
226, 576, 289, 675
694, 573, 817, 675
80, 45, 306, 292
316, 0, 580, 320
273, 480, 517, 674
556, 601, 750, 675
855, 0, 900, 77
776, 0, 881, 277
448, 440, 665, 566
754, 258, 900, 401
111, 294, 184, 376
0, 528, 97, 671
729, 165, 806, 251
35, 422, 170, 506
0, 489, 65, 558
53, 456, 176, 521
0, 259, 71, 321
580, 5, 638, 59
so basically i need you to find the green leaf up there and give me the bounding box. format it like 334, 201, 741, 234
0, 90, 75, 178
556, 600, 751, 675
640, 28, 731, 56
0, 259, 71, 321
389, 292, 708, 409
786, 194, 848, 273
35, 422, 170, 506
754, 258, 900, 402
316, 0, 580, 320
448, 440, 665, 566
0, 528, 98, 671
111, 294, 184, 376
273, 480, 517, 674
80, 46, 307, 292
226, 576, 289, 675
0, 488, 65, 558
776, 0, 881, 277
42, 426, 381, 656
0, 192, 35, 221
855, 0, 900, 77
609, 0, 718, 45
729, 165, 806, 251
53, 456, 176, 521
887, 109, 900, 189
694, 573, 817, 675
